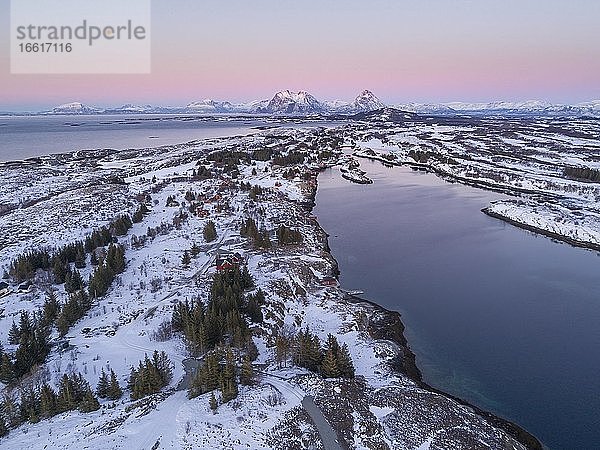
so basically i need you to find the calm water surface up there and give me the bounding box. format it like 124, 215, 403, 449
314, 161, 600, 450
0, 115, 268, 161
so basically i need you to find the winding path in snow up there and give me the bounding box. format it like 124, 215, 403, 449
259, 372, 344, 450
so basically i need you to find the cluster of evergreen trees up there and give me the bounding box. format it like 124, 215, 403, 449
84, 227, 113, 253
128, 351, 173, 400
52, 247, 86, 285
87, 244, 126, 299
9, 249, 52, 283
203, 220, 217, 242
184, 189, 196, 202
251, 148, 273, 161
188, 347, 254, 404
208, 149, 249, 172
282, 168, 300, 179
244, 289, 265, 324
248, 185, 264, 201
64, 269, 84, 293
172, 266, 256, 356
276, 225, 303, 245
3, 243, 126, 382
563, 166, 600, 182
2, 311, 50, 382
110, 215, 133, 236
287, 330, 355, 379
188, 347, 236, 400
0, 371, 100, 435
96, 368, 123, 400
132, 203, 150, 223
240, 218, 271, 249
9, 213, 131, 284
56, 289, 92, 336
272, 151, 305, 166
181, 241, 203, 267
408, 150, 432, 163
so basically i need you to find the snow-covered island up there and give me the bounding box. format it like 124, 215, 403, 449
339, 156, 373, 184
0, 121, 545, 449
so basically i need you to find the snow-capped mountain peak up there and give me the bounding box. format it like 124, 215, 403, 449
352, 90, 385, 112
33, 95, 600, 118
265, 90, 323, 114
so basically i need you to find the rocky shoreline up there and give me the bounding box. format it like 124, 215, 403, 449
308, 170, 543, 450
482, 207, 600, 252
344, 292, 543, 450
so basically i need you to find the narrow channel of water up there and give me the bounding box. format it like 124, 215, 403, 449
314, 160, 600, 450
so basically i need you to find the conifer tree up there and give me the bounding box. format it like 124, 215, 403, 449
74, 247, 86, 269
209, 391, 218, 414
52, 258, 68, 284
336, 343, 355, 379
65, 269, 84, 293
96, 369, 109, 398
321, 348, 340, 378
107, 369, 123, 400
203, 221, 217, 242
18, 311, 32, 341
239, 355, 254, 386
56, 374, 77, 412
106, 244, 126, 274
79, 388, 100, 413
7, 321, 20, 345
41, 290, 60, 327
39, 383, 57, 418
1, 393, 21, 429
182, 250, 191, 267
0, 415, 7, 437
19, 386, 40, 424
0, 354, 14, 384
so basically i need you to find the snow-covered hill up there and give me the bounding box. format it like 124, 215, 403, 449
408, 100, 600, 117
50, 102, 102, 115
185, 99, 236, 113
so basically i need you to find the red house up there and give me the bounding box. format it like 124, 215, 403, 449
216, 252, 242, 271
320, 276, 338, 287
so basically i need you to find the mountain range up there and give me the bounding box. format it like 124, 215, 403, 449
25, 91, 600, 117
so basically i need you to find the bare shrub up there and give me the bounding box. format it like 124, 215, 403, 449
150, 319, 173, 342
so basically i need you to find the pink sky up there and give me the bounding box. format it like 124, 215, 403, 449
1, 0, 599, 110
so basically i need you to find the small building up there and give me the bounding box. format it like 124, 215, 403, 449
0, 281, 10, 298
320, 276, 338, 287
216, 252, 242, 272
18, 281, 32, 293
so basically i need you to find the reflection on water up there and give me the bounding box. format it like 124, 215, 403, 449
314, 160, 600, 450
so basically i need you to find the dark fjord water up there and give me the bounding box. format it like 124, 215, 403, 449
314, 161, 600, 450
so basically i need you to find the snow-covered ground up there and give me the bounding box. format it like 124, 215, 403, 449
0, 119, 553, 449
